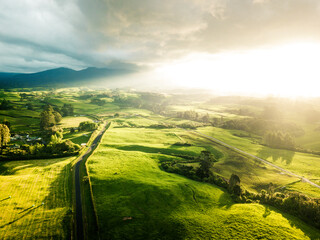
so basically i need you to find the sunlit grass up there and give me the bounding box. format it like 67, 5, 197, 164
87, 124, 320, 239
197, 126, 320, 180
59, 116, 93, 128
0, 157, 74, 239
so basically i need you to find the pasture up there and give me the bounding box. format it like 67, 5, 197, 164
59, 116, 93, 128
0, 157, 74, 239
87, 122, 320, 239
1, 89, 320, 238
197, 126, 320, 180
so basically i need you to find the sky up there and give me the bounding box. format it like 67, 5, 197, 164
1, 0, 320, 96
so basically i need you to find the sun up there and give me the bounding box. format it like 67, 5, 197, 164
156, 41, 320, 97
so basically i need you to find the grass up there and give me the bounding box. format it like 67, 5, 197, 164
0, 115, 40, 132
296, 123, 320, 151
197, 126, 320, 180
64, 131, 93, 145
0, 157, 74, 239
59, 116, 93, 128
181, 132, 299, 193
286, 181, 320, 199
1, 89, 320, 238
87, 124, 320, 239
124, 115, 309, 195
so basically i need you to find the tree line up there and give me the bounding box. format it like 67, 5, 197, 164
263, 131, 295, 150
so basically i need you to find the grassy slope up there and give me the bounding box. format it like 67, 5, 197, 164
197, 127, 320, 179
129, 114, 304, 194
0, 157, 74, 239
196, 126, 320, 197
179, 132, 299, 193
296, 123, 320, 151
87, 125, 320, 239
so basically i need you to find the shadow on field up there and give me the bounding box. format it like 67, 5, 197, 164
109, 144, 197, 157
257, 148, 295, 165
19, 205, 36, 214
262, 205, 320, 240
0, 158, 72, 238
0, 197, 11, 202
0, 158, 64, 176
94, 178, 192, 240
218, 192, 233, 209
41, 162, 72, 239
0, 204, 42, 228
0, 162, 10, 175
263, 206, 271, 218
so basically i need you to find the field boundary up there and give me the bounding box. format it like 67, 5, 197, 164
73, 121, 109, 240
85, 121, 111, 239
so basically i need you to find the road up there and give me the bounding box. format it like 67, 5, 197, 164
191, 130, 320, 189
74, 123, 108, 240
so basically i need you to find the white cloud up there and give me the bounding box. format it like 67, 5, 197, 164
1, 0, 320, 72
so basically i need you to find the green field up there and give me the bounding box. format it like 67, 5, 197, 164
1, 89, 320, 238
197, 126, 320, 179
87, 123, 320, 239
0, 157, 74, 239
115, 114, 319, 197
60, 116, 93, 128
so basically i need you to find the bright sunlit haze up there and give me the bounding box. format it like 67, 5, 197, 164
2, 0, 320, 97
155, 41, 320, 97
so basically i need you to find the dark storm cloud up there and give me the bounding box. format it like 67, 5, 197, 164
1, 0, 320, 72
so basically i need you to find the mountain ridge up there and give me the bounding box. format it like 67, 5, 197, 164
0, 65, 138, 88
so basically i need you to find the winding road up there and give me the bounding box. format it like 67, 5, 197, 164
191, 130, 320, 189
74, 122, 108, 240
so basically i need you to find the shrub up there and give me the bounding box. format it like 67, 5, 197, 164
79, 121, 97, 131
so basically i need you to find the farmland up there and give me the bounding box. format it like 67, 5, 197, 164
87, 121, 320, 239
0, 157, 74, 239
1, 89, 320, 238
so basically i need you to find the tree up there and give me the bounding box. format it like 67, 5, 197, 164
61, 103, 74, 116
40, 104, 63, 130
53, 111, 62, 124
264, 131, 295, 150
40, 110, 55, 130
79, 121, 97, 131
26, 102, 34, 110
0, 124, 10, 152
43, 104, 54, 112
196, 151, 217, 178
284, 133, 295, 149
201, 113, 210, 123
90, 98, 106, 106
1, 120, 10, 130
40, 105, 64, 142
0, 99, 12, 110
229, 174, 241, 195
41, 125, 63, 143
50, 134, 62, 144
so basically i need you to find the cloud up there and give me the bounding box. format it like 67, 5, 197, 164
1, 0, 320, 72
200, 0, 320, 52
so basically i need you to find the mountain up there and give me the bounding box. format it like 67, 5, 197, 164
0, 65, 138, 88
